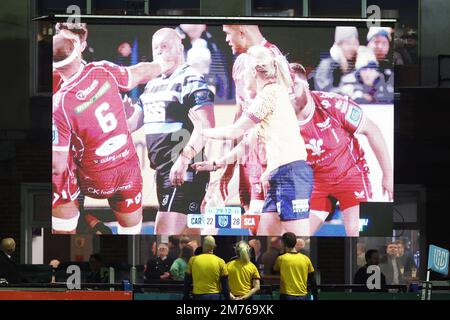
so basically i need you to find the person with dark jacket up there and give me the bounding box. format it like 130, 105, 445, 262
145, 243, 171, 280
0, 238, 21, 284
262, 237, 281, 275
86, 254, 109, 283
380, 243, 403, 285
354, 249, 387, 291
168, 235, 181, 264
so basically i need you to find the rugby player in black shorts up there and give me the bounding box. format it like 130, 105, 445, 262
128, 28, 215, 235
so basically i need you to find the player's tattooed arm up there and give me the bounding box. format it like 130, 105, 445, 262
127, 60, 172, 88
171, 106, 215, 186
359, 117, 393, 200
124, 97, 144, 132
52, 150, 69, 176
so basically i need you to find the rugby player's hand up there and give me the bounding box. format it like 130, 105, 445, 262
170, 156, 190, 186
219, 164, 235, 199
191, 160, 214, 172
382, 174, 393, 201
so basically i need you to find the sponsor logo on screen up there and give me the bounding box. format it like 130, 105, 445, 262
76, 80, 99, 100
354, 190, 366, 199
292, 199, 309, 213
428, 245, 449, 276
75, 81, 111, 114
215, 215, 231, 228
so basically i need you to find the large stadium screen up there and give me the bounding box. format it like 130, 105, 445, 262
51, 19, 394, 236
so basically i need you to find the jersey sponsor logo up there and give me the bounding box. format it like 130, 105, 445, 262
125, 192, 142, 208
215, 215, 231, 228
292, 199, 310, 213
188, 202, 199, 212
142, 100, 166, 123
347, 106, 362, 127
95, 134, 128, 157
87, 182, 132, 197
75, 81, 111, 114
320, 92, 337, 99
306, 138, 325, 156
321, 99, 331, 109
334, 99, 344, 110
52, 120, 58, 144
161, 194, 169, 206
53, 91, 62, 106
316, 117, 331, 131
354, 190, 365, 199
76, 80, 99, 100
193, 89, 213, 106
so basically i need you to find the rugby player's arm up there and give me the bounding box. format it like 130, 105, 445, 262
358, 117, 393, 199
202, 114, 255, 140
308, 271, 319, 300
220, 275, 231, 300
52, 150, 68, 176
216, 129, 256, 167
241, 279, 260, 300
127, 62, 163, 89
180, 105, 215, 161
126, 103, 144, 133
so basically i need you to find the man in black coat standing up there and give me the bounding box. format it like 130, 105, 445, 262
354, 249, 386, 291
0, 238, 21, 284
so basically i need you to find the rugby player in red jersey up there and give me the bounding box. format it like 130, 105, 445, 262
290, 63, 393, 236
52, 31, 170, 234
51, 23, 88, 234
221, 25, 288, 214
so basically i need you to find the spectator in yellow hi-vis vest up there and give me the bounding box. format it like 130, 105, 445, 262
274, 232, 318, 300
183, 236, 230, 300
227, 241, 261, 300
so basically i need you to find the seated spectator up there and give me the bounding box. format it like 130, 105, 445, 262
170, 245, 194, 281
339, 46, 392, 104
353, 249, 386, 291
314, 26, 359, 92
144, 243, 171, 280
367, 26, 394, 94
86, 254, 109, 283
177, 24, 232, 102
0, 237, 21, 284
